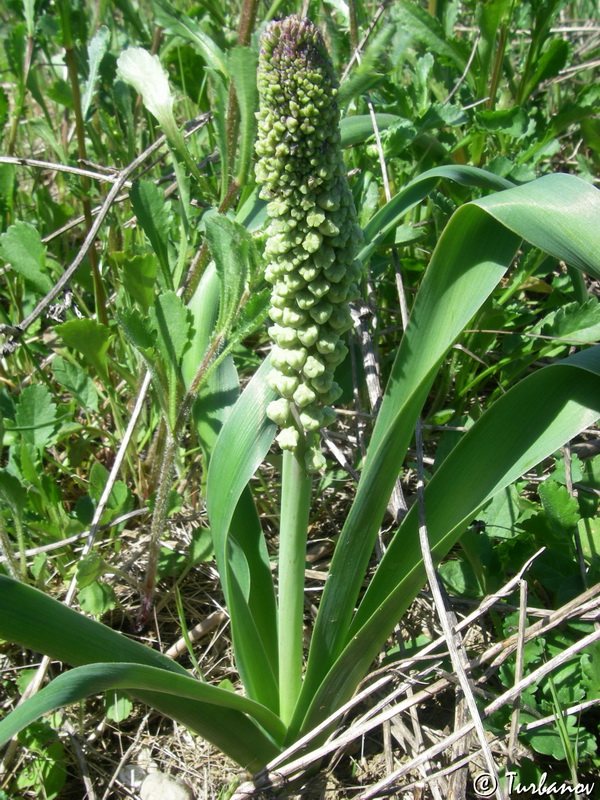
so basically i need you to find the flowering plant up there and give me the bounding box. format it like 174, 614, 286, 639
1, 14, 600, 787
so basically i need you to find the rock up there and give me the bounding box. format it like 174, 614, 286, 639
139, 771, 195, 800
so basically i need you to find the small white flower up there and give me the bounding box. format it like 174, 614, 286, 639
116, 47, 176, 134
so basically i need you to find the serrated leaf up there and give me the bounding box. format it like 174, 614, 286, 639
190, 527, 214, 564
78, 581, 117, 616
89, 461, 129, 514
581, 643, 600, 695
114, 252, 158, 310
81, 25, 110, 119
149, 291, 192, 368
14, 385, 57, 449
182, 262, 239, 459
396, 0, 469, 74
0, 221, 52, 293
118, 308, 156, 353
24, 118, 67, 162
538, 298, 600, 344
152, 0, 228, 77
0, 470, 27, 515
76, 554, 107, 589
204, 215, 249, 332
56, 319, 112, 384
130, 180, 172, 286
476, 107, 534, 139
524, 39, 570, 98
52, 356, 99, 412
538, 479, 580, 535
419, 102, 467, 130
230, 289, 270, 343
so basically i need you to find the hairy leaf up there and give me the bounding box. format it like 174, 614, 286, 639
0, 221, 52, 293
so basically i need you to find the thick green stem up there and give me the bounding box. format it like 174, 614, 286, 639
278, 444, 312, 725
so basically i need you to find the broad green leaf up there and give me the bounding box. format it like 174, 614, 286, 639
396, 0, 469, 74
0, 221, 52, 293
340, 114, 400, 148
149, 290, 192, 369
14, 384, 57, 449
24, 118, 67, 162
0, 576, 280, 769
78, 581, 117, 616
293, 173, 600, 736
206, 356, 278, 710
89, 461, 130, 516
206, 68, 229, 199
337, 20, 397, 106
16, 721, 66, 799
229, 46, 258, 187
0, 661, 285, 747
152, 0, 228, 77
532, 298, 600, 347
81, 25, 110, 119
22, 0, 36, 36
204, 215, 249, 332
476, 174, 600, 278
118, 307, 156, 353
538, 479, 580, 535
476, 107, 534, 139
523, 38, 570, 99
104, 689, 133, 723
130, 180, 172, 287
579, 517, 600, 564
182, 263, 239, 458
113, 252, 158, 312
76, 554, 106, 588
475, 0, 512, 95
298, 349, 600, 736
52, 356, 99, 412
359, 165, 515, 263
0, 470, 27, 515
56, 319, 112, 384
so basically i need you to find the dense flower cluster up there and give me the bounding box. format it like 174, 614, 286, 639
256, 15, 363, 471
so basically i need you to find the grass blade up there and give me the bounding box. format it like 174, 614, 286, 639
339, 114, 400, 148
297, 348, 600, 734
206, 356, 279, 708
229, 45, 258, 187
0, 662, 286, 746
293, 174, 600, 735
0, 576, 279, 768
359, 164, 514, 263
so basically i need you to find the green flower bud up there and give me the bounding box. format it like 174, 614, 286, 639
305, 445, 327, 473
299, 407, 324, 432
277, 426, 300, 450
257, 15, 363, 466
267, 398, 291, 426
293, 383, 317, 408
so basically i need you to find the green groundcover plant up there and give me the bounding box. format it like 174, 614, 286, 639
1, 12, 600, 781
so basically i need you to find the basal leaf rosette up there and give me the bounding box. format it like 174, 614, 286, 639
256, 15, 363, 472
